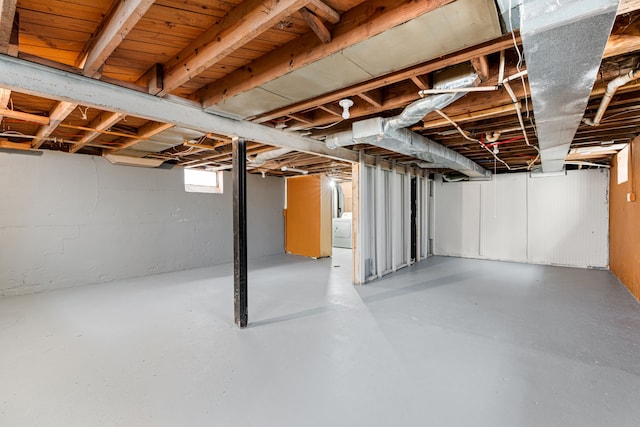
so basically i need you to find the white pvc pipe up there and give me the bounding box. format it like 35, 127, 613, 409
583, 69, 640, 126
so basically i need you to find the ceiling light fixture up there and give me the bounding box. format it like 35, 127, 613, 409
339, 99, 354, 120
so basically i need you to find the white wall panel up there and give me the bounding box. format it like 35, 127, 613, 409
527, 169, 609, 268
433, 169, 609, 268
480, 173, 527, 262
434, 181, 481, 257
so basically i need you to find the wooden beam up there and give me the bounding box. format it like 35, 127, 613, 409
136, 63, 164, 94
79, 0, 156, 78
306, 0, 340, 24
252, 33, 519, 124
70, 111, 126, 153
357, 89, 383, 108
318, 104, 342, 117
0, 88, 10, 122
32, 101, 78, 149
159, 0, 309, 96
420, 103, 518, 129
618, 0, 640, 14
288, 92, 418, 131
0, 107, 49, 125
300, 8, 332, 44
7, 10, 17, 56
106, 122, 175, 153
470, 56, 490, 82
288, 112, 314, 124
200, 0, 457, 108
0, 55, 358, 162
410, 75, 430, 90
0, 0, 17, 55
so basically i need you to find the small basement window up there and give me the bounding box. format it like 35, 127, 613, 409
184, 168, 223, 194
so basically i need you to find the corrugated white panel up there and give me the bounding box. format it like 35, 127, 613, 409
480, 173, 527, 262
434, 180, 481, 257
527, 169, 609, 268
433, 169, 609, 268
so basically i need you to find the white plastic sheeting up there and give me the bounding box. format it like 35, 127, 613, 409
433, 169, 609, 268
356, 161, 430, 283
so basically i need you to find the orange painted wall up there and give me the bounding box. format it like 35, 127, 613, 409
285, 175, 331, 258
610, 136, 640, 301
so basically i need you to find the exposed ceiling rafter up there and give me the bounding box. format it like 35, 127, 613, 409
70, 111, 126, 153
79, 0, 156, 77
198, 0, 457, 108
32, 101, 78, 149
106, 122, 175, 154
158, 0, 309, 96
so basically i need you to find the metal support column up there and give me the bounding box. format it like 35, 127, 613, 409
232, 136, 248, 328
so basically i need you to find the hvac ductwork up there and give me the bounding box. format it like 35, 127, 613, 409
325, 72, 490, 179
249, 147, 293, 166
352, 118, 491, 179
385, 73, 477, 130
521, 0, 618, 173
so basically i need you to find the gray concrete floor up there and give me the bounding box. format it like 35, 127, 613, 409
1, 250, 639, 426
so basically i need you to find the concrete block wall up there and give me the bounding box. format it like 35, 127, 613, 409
0, 150, 284, 295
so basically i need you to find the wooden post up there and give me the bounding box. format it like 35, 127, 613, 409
232, 136, 248, 328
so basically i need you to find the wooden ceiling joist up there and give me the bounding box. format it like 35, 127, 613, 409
106, 121, 175, 154
305, 0, 340, 24
0, 0, 17, 55
300, 7, 332, 44
70, 111, 126, 153
198, 0, 457, 108
158, 0, 309, 96
32, 101, 77, 149
252, 34, 520, 124
0, 88, 10, 121
79, 0, 156, 78
0, 106, 48, 125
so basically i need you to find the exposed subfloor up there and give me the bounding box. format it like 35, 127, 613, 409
1, 250, 640, 426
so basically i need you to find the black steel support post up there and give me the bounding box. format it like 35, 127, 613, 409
232, 136, 248, 328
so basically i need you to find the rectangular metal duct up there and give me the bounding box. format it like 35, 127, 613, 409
521, 0, 619, 173
352, 117, 491, 179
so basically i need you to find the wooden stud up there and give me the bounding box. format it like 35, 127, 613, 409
199, 0, 457, 108
300, 8, 332, 44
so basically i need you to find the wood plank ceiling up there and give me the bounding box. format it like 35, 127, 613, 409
1, 0, 640, 178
